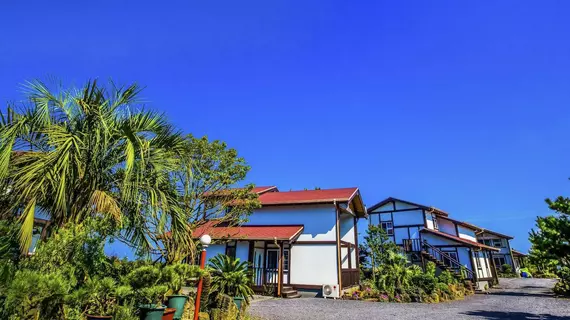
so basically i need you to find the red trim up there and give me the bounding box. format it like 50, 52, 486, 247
421, 228, 500, 251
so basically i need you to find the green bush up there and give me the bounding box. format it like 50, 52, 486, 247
501, 263, 513, 274
411, 273, 437, 295
4, 270, 72, 319
438, 270, 457, 285
162, 263, 204, 295
124, 265, 168, 307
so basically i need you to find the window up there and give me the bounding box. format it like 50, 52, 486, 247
381, 221, 394, 235
494, 257, 506, 268
283, 249, 290, 271
225, 242, 236, 259
492, 239, 503, 248
432, 213, 439, 230
442, 251, 459, 267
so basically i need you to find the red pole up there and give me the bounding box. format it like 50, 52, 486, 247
193, 249, 207, 320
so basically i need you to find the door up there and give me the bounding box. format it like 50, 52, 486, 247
266, 249, 279, 284
253, 248, 264, 286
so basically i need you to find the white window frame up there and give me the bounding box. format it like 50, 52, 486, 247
492, 239, 503, 248
381, 221, 394, 236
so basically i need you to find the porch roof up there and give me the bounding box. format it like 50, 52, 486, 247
258, 187, 367, 217
192, 220, 304, 241
421, 228, 500, 251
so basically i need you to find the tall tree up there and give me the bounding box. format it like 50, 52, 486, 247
529, 195, 570, 294
155, 135, 260, 263
0, 79, 189, 254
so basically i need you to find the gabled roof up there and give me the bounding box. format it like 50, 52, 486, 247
512, 249, 527, 257
478, 228, 514, 240
440, 217, 513, 239
421, 228, 500, 251
440, 217, 482, 232
368, 197, 448, 217
258, 187, 367, 217
192, 220, 304, 241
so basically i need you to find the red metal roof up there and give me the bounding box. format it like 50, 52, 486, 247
258, 187, 358, 205
252, 186, 278, 195
192, 220, 304, 241
421, 228, 500, 251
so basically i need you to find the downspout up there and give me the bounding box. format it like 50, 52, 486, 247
334, 200, 343, 290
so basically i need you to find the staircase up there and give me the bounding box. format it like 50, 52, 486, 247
281, 286, 301, 299
421, 240, 474, 280
403, 238, 474, 281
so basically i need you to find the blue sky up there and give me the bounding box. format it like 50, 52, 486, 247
2, 1, 570, 255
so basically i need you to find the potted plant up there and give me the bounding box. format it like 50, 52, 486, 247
81, 277, 118, 320
162, 264, 204, 320
209, 254, 254, 315
125, 266, 168, 320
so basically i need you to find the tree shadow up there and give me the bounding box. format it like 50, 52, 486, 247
462, 310, 568, 320
488, 290, 553, 299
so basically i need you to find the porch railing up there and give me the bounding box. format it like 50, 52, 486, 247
251, 267, 279, 286
341, 269, 359, 288
402, 238, 422, 253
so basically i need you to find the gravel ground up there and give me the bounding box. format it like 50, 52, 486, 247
249, 278, 570, 320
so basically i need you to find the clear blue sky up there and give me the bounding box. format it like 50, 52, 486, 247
2, 1, 570, 255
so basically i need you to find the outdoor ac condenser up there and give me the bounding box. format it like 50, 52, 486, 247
322, 284, 340, 299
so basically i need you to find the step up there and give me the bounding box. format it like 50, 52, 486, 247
284, 293, 301, 299
282, 286, 294, 291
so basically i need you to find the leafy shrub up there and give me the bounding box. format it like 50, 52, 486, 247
124, 265, 168, 306
411, 273, 437, 295
78, 277, 122, 316
438, 270, 457, 285
162, 263, 204, 295
436, 283, 452, 301
553, 267, 570, 296
501, 263, 513, 274
4, 270, 72, 319
209, 254, 254, 302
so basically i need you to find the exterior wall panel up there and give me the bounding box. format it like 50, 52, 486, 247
290, 244, 338, 285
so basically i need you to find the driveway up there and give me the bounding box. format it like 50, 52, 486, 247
249, 278, 570, 319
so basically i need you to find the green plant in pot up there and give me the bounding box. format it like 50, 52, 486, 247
162, 264, 204, 320
124, 265, 168, 320
209, 254, 254, 307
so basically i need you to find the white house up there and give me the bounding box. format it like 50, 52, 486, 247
367, 197, 500, 290
476, 229, 516, 273
195, 186, 367, 297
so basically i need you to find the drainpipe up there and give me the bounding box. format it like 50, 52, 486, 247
334, 200, 343, 290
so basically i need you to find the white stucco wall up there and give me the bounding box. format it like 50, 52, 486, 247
392, 209, 424, 226
421, 232, 460, 246
247, 204, 336, 241
438, 218, 457, 236
394, 201, 418, 210
290, 244, 338, 285
472, 251, 492, 279
370, 203, 393, 212
340, 213, 355, 243
394, 228, 408, 244
457, 226, 477, 242
236, 241, 249, 262
206, 244, 226, 262
426, 214, 436, 230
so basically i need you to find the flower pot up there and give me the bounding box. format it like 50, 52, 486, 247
162, 308, 176, 320
166, 295, 188, 320
233, 296, 244, 311
138, 304, 166, 320
86, 316, 112, 320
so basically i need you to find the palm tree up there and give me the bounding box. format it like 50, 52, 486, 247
209, 254, 254, 302
0, 79, 192, 255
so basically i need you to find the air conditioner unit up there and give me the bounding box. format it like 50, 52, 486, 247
322, 284, 340, 299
